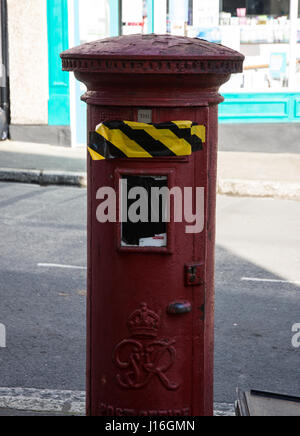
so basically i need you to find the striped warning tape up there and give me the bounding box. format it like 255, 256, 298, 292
88, 121, 205, 160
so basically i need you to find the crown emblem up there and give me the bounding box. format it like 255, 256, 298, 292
127, 303, 160, 338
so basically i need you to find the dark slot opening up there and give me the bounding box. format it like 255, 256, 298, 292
121, 175, 168, 247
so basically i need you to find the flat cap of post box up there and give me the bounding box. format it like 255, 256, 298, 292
61, 34, 244, 75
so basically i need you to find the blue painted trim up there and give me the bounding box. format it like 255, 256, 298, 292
294, 97, 300, 118
219, 92, 300, 124
109, 0, 120, 36
47, 0, 70, 126
73, 0, 87, 145
73, 0, 80, 43
147, 0, 154, 33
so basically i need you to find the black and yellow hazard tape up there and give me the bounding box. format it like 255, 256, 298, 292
88, 121, 205, 160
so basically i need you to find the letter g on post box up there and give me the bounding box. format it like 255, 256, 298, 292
61, 34, 244, 417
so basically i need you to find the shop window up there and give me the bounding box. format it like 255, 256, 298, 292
122, 0, 147, 35
222, 0, 246, 16
111, 0, 299, 93
79, 0, 109, 42
223, 0, 293, 17
219, 0, 300, 93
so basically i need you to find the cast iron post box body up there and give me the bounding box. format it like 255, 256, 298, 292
61, 34, 244, 417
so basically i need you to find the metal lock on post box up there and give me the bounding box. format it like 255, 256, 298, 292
61, 34, 244, 417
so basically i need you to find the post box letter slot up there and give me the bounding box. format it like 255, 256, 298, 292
121, 174, 168, 248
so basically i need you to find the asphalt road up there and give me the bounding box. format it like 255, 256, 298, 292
0, 182, 299, 404
215, 196, 300, 403
0, 183, 86, 391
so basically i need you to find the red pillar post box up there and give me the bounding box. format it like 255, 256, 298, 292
61, 34, 244, 417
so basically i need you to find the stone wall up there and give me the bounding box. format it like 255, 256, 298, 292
7, 0, 48, 125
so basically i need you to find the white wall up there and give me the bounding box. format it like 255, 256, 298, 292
7, 0, 49, 125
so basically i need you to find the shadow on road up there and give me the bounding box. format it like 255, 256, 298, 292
215, 245, 300, 403
0, 242, 298, 405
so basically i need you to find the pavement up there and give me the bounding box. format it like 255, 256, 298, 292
218, 152, 300, 201
0, 387, 235, 416
0, 388, 85, 416
0, 140, 300, 200
0, 141, 87, 187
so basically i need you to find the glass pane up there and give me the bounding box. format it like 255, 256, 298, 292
79, 0, 110, 43
218, 0, 300, 92
147, 0, 299, 92
122, 0, 147, 35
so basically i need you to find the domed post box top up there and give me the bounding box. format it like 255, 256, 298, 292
61, 34, 244, 108
61, 33, 244, 76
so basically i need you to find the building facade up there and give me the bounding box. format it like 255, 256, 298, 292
3, 0, 300, 146
6, 0, 71, 145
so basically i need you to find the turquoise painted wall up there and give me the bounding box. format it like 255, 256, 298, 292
109, 0, 120, 36
47, 0, 70, 126
220, 93, 300, 124
147, 0, 154, 34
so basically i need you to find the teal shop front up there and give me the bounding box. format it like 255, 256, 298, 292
220, 92, 300, 124
47, 0, 70, 126
47, 0, 300, 147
